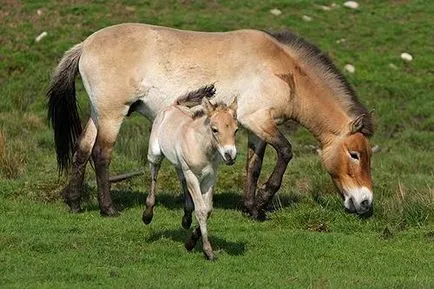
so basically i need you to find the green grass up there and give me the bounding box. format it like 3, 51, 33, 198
0, 1, 433, 288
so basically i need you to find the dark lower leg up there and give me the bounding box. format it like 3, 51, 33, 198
62, 148, 89, 213
185, 226, 201, 251
143, 162, 160, 224
255, 132, 292, 217
92, 144, 118, 217
243, 134, 266, 217
175, 169, 194, 229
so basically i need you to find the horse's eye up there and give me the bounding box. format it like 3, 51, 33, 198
211, 127, 219, 133
234, 128, 239, 134
349, 151, 360, 160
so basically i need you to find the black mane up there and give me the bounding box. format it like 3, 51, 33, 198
267, 31, 373, 136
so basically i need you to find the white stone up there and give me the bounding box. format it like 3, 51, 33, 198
270, 8, 282, 16
344, 1, 359, 9
37, 9, 43, 16
400, 52, 413, 61
321, 5, 331, 11
344, 64, 355, 73
302, 15, 312, 22
35, 31, 47, 42
336, 38, 346, 44
389, 63, 398, 69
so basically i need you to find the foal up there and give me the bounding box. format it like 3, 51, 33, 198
143, 85, 238, 260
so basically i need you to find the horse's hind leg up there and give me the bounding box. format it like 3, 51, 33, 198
142, 161, 161, 224
177, 168, 194, 229
91, 116, 124, 217
62, 118, 97, 212
242, 132, 266, 218
240, 109, 293, 221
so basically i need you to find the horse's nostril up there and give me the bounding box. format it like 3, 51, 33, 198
360, 199, 370, 208
224, 152, 232, 160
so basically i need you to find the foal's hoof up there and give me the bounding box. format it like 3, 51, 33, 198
142, 208, 154, 225
185, 237, 198, 252
204, 252, 217, 261
100, 206, 120, 217
181, 215, 192, 229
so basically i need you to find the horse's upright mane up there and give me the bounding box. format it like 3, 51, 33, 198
267, 31, 373, 136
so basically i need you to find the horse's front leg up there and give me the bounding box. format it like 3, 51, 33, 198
176, 168, 194, 229
240, 109, 293, 221
255, 129, 292, 219
183, 170, 216, 260
62, 118, 97, 213
242, 132, 266, 219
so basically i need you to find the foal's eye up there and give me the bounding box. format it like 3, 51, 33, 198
349, 151, 360, 160
211, 127, 219, 133
234, 128, 239, 134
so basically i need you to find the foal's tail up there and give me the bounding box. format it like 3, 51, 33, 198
47, 43, 83, 174
175, 84, 216, 108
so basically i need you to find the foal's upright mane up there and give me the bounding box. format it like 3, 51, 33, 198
267, 31, 373, 136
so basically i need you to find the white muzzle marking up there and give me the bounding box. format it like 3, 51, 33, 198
218, 145, 237, 164
343, 186, 373, 214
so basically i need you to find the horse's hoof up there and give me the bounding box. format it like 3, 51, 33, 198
69, 206, 83, 214
100, 207, 120, 217
185, 237, 199, 251
181, 215, 192, 229
204, 252, 217, 261
142, 209, 154, 225
255, 208, 267, 222
242, 207, 267, 222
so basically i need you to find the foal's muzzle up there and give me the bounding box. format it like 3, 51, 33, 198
219, 145, 237, 166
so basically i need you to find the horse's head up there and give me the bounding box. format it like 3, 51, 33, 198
320, 115, 373, 216
203, 97, 239, 165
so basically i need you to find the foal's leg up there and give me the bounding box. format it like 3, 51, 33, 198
142, 161, 161, 224
91, 116, 124, 217
183, 171, 216, 260
242, 132, 266, 218
62, 118, 97, 212
176, 168, 194, 229
241, 109, 293, 220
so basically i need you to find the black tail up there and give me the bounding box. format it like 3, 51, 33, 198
175, 84, 216, 107
47, 43, 83, 174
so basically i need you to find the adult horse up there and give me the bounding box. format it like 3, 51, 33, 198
48, 23, 374, 220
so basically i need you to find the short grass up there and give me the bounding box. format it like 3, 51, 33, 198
0, 1, 433, 288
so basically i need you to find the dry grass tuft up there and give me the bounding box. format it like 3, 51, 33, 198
0, 130, 26, 179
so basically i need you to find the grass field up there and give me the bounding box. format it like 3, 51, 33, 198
1, 1, 433, 288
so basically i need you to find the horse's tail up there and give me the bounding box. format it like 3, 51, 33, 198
175, 84, 216, 108
47, 43, 83, 174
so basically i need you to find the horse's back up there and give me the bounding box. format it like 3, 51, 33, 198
78, 23, 291, 121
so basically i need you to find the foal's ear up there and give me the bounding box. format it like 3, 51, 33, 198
202, 97, 215, 115
229, 96, 238, 111
349, 114, 365, 134
229, 96, 238, 119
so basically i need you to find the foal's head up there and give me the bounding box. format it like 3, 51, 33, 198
202, 97, 239, 165
320, 115, 373, 216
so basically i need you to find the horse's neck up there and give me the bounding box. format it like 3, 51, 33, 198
292, 76, 352, 147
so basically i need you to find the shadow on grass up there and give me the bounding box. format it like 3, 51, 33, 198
146, 227, 246, 256
82, 188, 301, 214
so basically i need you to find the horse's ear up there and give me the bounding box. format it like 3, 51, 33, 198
349, 114, 365, 134
202, 97, 215, 115
229, 96, 238, 118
